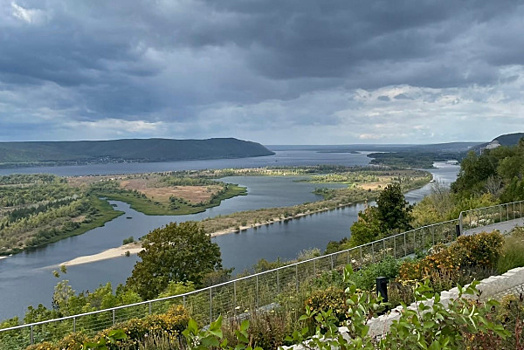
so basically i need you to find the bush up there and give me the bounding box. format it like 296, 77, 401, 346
95, 305, 189, 348
304, 286, 347, 326
26, 305, 190, 350
123, 236, 135, 245
223, 310, 294, 349
399, 231, 504, 282
349, 255, 400, 291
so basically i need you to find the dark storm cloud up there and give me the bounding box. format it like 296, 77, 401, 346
1, 0, 524, 142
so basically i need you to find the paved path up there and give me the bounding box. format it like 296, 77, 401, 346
464, 217, 524, 236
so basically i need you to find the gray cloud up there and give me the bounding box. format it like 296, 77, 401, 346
0, 0, 524, 143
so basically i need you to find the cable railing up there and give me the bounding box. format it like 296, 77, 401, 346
1, 200, 523, 349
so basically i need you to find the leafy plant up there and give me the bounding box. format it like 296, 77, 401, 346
182, 316, 263, 350
82, 329, 127, 350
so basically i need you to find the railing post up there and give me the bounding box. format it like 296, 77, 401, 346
277, 269, 280, 294
371, 242, 375, 262
295, 265, 299, 293
256, 275, 259, 308
413, 230, 416, 252
30, 325, 34, 345
330, 255, 334, 270
73, 316, 76, 333
148, 301, 152, 314
112, 309, 116, 325
394, 236, 397, 258
233, 281, 237, 316
403, 232, 407, 256
209, 287, 213, 324
359, 246, 363, 262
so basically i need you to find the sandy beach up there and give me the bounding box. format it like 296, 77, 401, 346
61, 242, 143, 267
59, 204, 348, 267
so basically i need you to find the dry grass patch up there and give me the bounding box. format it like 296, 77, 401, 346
120, 178, 222, 204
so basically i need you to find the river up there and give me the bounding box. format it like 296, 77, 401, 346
0, 151, 459, 320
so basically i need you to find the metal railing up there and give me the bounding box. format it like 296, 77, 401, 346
459, 200, 524, 233
1, 200, 524, 349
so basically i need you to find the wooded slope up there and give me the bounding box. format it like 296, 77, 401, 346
0, 138, 274, 165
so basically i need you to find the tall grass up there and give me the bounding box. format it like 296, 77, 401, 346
497, 227, 524, 274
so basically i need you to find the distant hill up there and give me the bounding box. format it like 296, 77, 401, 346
270, 142, 480, 153
473, 132, 524, 152
0, 138, 274, 167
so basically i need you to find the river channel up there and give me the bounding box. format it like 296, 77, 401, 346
0, 151, 459, 319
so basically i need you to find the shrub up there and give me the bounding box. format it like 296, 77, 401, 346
399, 231, 503, 282
123, 236, 135, 245
56, 332, 89, 350
350, 255, 401, 291
304, 286, 347, 326
456, 231, 504, 269
223, 309, 294, 349
94, 305, 189, 348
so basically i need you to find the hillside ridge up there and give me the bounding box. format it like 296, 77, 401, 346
0, 138, 274, 167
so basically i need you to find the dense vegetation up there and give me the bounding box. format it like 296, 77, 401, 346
0, 174, 122, 255
368, 151, 463, 168
0, 171, 250, 254
6, 228, 524, 349
0, 138, 274, 167
452, 137, 524, 201
127, 222, 226, 300
6, 137, 524, 348
87, 174, 247, 215
199, 169, 430, 234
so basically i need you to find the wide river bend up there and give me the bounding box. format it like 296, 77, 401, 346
0, 151, 459, 319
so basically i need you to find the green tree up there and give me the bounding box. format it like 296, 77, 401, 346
349, 206, 382, 247
127, 221, 223, 300
376, 183, 413, 233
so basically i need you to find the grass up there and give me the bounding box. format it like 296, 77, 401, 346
95, 184, 247, 216
497, 227, 524, 274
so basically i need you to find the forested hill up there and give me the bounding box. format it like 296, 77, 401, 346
0, 138, 275, 167
473, 132, 524, 151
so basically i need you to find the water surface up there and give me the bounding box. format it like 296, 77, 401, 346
0, 155, 458, 319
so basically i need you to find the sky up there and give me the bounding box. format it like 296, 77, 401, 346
1, 1, 524, 145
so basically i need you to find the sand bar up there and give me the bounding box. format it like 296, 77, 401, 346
60, 204, 349, 266
61, 242, 143, 267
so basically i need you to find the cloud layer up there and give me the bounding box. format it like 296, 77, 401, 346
1, 0, 524, 144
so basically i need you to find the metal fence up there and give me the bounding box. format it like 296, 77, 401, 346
459, 200, 524, 233
1, 200, 524, 349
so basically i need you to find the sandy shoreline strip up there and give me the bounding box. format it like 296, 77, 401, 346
59, 205, 344, 266
61, 242, 143, 267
